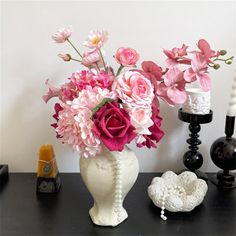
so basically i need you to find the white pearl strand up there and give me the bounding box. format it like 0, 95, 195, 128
113, 152, 122, 222
160, 185, 186, 221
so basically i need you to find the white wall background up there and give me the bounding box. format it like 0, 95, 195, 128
1, 0, 235, 172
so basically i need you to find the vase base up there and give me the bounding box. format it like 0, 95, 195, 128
89, 206, 128, 227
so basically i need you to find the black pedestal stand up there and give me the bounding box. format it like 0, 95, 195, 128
178, 109, 213, 181
210, 116, 236, 189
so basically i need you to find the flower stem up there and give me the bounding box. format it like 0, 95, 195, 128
71, 58, 82, 62
67, 39, 83, 59
116, 65, 124, 76
99, 48, 107, 72
95, 62, 100, 72
213, 56, 234, 62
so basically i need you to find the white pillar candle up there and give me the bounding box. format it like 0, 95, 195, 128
227, 70, 236, 117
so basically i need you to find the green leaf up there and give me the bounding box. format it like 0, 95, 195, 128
92, 98, 114, 116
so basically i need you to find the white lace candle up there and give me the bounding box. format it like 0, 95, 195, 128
226, 71, 236, 117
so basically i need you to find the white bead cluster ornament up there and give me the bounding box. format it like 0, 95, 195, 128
160, 185, 186, 220
148, 171, 208, 220
114, 152, 123, 222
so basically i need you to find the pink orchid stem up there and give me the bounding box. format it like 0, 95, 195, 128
98, 48, 107, 72
66, 39, 83, 59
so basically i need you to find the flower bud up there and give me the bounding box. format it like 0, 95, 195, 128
226, 60, 232, 65
213, 64, 220, 70
58, 53, 71, 62
220, 50, 227, 56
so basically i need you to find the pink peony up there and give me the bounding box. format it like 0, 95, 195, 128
81, 49, 103, 68
92, 102, 136, 151
58, 53, 71, 62
184, 53, 211, 91
115, 47, 140, 67
137, 101, 164, 148
83, 30, 108, 49
113, 71, 154, 107
52, 27, 72, 43
157, 67, 187, 105
163, 44, 191, 68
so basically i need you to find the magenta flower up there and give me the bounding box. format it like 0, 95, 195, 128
52, 27, 72, 43
51, 103, 63, 138
163, 44, 191, 68
197, 39, 220, 63
157, 67, 187, 105
184, 53, 211, 91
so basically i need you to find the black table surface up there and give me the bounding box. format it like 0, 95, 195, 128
0, 173, 236, 236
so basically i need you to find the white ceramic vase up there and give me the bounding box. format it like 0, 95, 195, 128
182, 88, 211, 115
79, 146, 139, 227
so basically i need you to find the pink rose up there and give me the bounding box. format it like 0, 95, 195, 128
115, 47, 140, 66
92, 102, 136, 151
113, 71, 154, 107
129, 106, 153, 135
137, 101, 164, 148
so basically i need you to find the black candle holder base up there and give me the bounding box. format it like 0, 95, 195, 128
210, 171, 236, 189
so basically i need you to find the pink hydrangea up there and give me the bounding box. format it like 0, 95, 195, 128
113, 71, 154, 108
56, 87, 116, 157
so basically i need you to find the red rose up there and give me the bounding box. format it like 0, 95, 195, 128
92, 102, 136, 151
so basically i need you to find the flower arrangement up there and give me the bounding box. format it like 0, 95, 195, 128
43, 27, 233, 158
